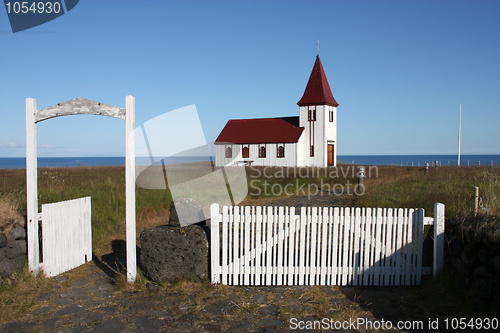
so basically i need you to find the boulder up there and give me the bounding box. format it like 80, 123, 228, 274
140, 225, 208, 283
169, 197, 205, 227
0, 234, 6, 248
9, 225, 26, 240
16, 239, 27, 254
11, 254, 27, 271
4, 242, 23, 259
6, 237, 16, 248
0, 259, 14, 277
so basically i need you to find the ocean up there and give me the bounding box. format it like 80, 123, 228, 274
337, 155, 500, 167
0, 155, 499, 169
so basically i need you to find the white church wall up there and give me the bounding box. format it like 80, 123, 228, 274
215, 143, 297, 167
300, 105, 328, 167
324, 105, 338, 166
296, 135, 305, 167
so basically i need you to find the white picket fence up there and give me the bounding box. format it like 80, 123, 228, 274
210, 203, 445, 286
40, 197, 92, 277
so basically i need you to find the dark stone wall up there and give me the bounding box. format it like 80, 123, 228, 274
0, 225, 27, 278
445, 217, 500, 313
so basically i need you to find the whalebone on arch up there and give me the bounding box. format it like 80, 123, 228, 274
35, 97, 125, 123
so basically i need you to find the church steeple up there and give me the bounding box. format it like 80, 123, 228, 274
297, 55, 339, 107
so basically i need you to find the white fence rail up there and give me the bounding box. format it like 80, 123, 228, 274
210, 203, 445, 286
41, 197, 92, 277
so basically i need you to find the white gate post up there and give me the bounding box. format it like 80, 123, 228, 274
126, 95, 136, 282
26, 98, 39, 273
433, 203, 445, 279
210, 203, 220, 284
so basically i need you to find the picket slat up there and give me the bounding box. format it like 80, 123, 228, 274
320, 207, 329, 285
277, 206, 285, 285
416, 209, 425, 285
288, 207, 296, 285
266, 206, 273, 285
255, 206, 262, 285
404, 209, 412, 285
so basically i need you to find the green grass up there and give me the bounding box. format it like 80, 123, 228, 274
357, 166, 500, 217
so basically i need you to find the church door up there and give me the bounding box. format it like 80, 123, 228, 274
327, 144, 334, 165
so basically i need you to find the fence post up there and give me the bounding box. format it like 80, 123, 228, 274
125, 95, 136, 282
433, 203, 445, 279
473, 186, 479, 215
357, 166, 365, 194
210, 203, 220, 284
26, 97, 39, 274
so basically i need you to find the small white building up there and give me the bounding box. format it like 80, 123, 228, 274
215, 55, 339, 167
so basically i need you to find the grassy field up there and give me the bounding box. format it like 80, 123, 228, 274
1, 164, 499, 254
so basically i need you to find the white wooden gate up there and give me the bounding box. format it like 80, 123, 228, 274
26, 96, 137, 281
40, 197, 92, 277
210, 203, 445, 286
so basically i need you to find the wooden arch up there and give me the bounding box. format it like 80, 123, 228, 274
26, 96, 137, 282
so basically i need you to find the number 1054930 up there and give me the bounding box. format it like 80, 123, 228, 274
5, 1, 62, 14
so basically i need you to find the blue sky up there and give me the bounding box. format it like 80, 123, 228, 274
1, 0, 499, 157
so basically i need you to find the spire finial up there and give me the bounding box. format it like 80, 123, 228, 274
316, 40, 320, 55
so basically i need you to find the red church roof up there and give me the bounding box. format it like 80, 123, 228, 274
215, 117, 304, 144
297, 55, 339, 107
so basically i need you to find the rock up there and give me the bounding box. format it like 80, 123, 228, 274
90, 317, 127, 333
0, 258, 14, 277
0, 234, 6, 248
203, 300, 238, 316
4, 242, 23, 259
256, 318, 283, 328
473, 265, 488, 277
258, 305, 279, 315
169, 197, 205, 226
490, 255, 500, 270
478, 248, 490, 265
146, 282, 160, 292
11, 254, 27, 271
134, 316, 164, 332
0, 321, 36, 333
9, 225, 26, 240
0, 248, 4, 262
16, 239, 27, 254
6, 237, 16, 248
53, 304, 86, 317
140, 225, 208, 283
252, 293, 267, 304
451, 257, 466, 274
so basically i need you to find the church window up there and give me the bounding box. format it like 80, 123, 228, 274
308, 109, 316, 121
225, 146, 232, 158
259, 145, 266, 158
310, 145, 314, 157
329, 110, 334, 122
242, 146, 249, 158
277, 145, 285, 158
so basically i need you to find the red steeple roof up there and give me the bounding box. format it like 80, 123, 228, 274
297, 55, 339, 107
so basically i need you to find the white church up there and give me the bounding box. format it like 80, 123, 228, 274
215, 55, 339, 167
